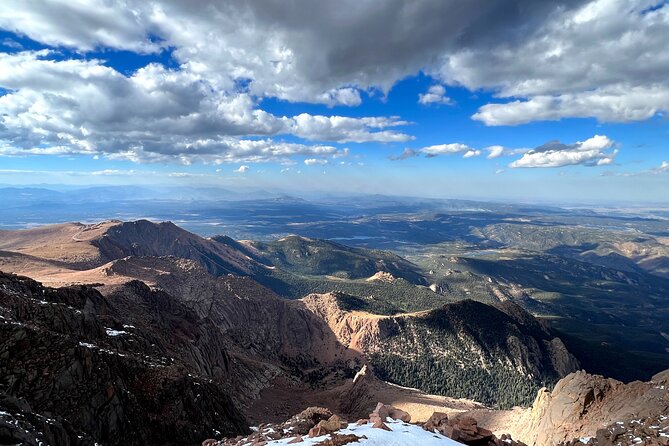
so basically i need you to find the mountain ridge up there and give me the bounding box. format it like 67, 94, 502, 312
0, 218, 665, 445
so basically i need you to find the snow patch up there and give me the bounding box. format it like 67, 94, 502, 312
263, 418, 464, 445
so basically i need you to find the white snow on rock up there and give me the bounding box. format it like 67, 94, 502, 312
262, 418, 464, 445
105, 328, 128, 337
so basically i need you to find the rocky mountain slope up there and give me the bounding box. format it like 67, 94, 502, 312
0, 271, 248, 445
3, 219, 662, 445
0, 220, 264, 278
478, 222, 669, 278
0, 221, 581, 385
0, 263, 455, 441
230, 235, 427, 284
94, 220, 262, 276
0, 257, 581, 444
469, 369, 669, 446
515, 369, 669, 446
70, 254, 574, 409
412, 244, 669, 383
302, 292, 579, 408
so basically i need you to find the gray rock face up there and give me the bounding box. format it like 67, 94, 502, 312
0, 272, 249, 446
560, 415, 669, 446
0, 394, 93, 446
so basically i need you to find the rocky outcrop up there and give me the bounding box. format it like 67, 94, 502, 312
213, 406, 344, 446
510, 370, 669, 446
368, 402, 411, 423
560, 415, 669, 446
423, 411, 527, 446
0, 394, 93, 446
366, 271, 397, 283
215, 404, 526, 446
282, 407, 335, 435
0, 271, 249, 445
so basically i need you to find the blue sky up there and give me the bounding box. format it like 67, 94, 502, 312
0, 1, 667, 203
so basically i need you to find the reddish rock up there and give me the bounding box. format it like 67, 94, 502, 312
309, 414, 347, 437
287, 436, 304, 444
369, 402, 390, 423
388, 407, 411, 423
559, 415, 669, 446
321, 414, 347, 431
443, 425, 460, 439
424, 413, 496, 446
282, 407, 334, 435
356, 419, 369, 425
316, 433, 364, 446
424, 412, 449, 432
368, 402, 410, 423
308, 425, 329, 438
372, 421, 392, 431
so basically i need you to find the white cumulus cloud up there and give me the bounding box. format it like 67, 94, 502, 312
304, 158, 328, 165
450, 0, 669, 125
509, 135, 617, 168
418, 85, 452, 105
0, 0, 666, 168
391, 143, 482, 160
0, 51, 409, 164
420, 143, 471, 157
486, 146, 505, 159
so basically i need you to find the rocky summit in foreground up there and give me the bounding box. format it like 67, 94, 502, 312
209, 403, 526, 446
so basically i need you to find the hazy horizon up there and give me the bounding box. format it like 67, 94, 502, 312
3, 181, 669, 209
